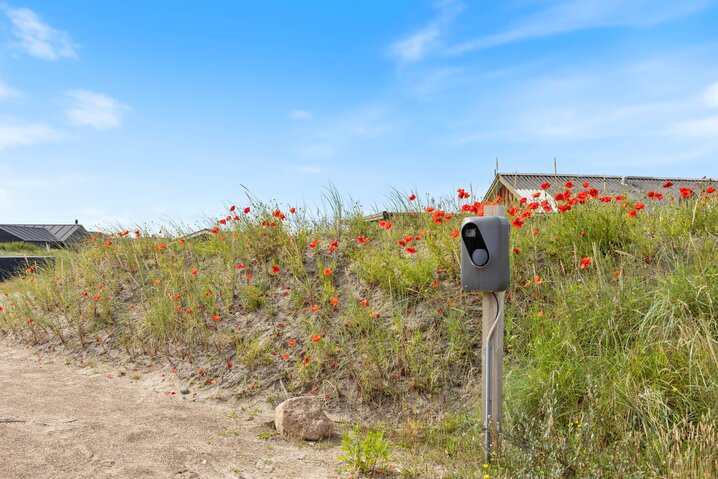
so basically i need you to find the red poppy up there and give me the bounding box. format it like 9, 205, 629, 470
708, 186, 716, 194
615, 195, 626, 201
290, 207, 296, 214
634, 203, 645, 210
310, 305, 319, 312
519, 197, 527, 204
512, 217, 524, 229
582, 182, 590, 188
329, 296, 339, 308
281, 353, 289, 360
425, 206, 435, 213
236, 263, 244, 269
211, 315, 220, 321
451, 229, 459, 238
628, 209, 637, 218
288, 338, 296, 347
579, 257, 592, 269
271, 265, 280, 274
565, 181, 574, 188
357, 236, 368, 244
662, 181, 673, 188
541, 182, 550, 190
191, 268, 198, 276
456, 188, 470, 199
409, 194, 416, 201
679, 187, 692, 198
309, 239, 319, 248
323, 267, 332, 276
532, 192, 541, 198
328, 241, 339, 253
513, 247, 521, 255
312, 335, 321, 343
405, 247, 417, 254
205, 289, 212, 296
230, 205, 236, 212
303, 356, 311, 365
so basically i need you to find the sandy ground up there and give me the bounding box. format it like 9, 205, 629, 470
0, 341, 342, 479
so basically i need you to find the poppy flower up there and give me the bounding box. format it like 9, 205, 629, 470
236, 263, 244, 269
211, 315, 220, 321
191, 268, 198, 276
512, 217, 524, 229
533, 275, 544, 284
310, 305, 319, 312
329, 296, 339, 308
281, 353, 289, 360
246, 273, 252, 280
579, 257, 592, 269
519, 197, 527, 204
303, 356, 311, 365
628, 209, 637, 218
171, 294, 181, 300
323, 268, 332, 277
312, 335, 321, 343
205, 289, 212, 296
425, 206, 435, 213
93, 294, 101, 301
290, 207, 296, 214
178, 237, 186, 244
230, 205, 236, 212
513, 247, 521, 255
634, 203, 645, 210
104, 240, 113, 247
615, 195, 626, 201
708, 186, 716, 194
328, 241, 339, 253
409, 194, 416, 201
582, 182, 590, 188
565, 181, 574, 188
532, 192, 541, 198
541, 182, 550, 190
357, 236, 368, 244
405, 247, 417, 254
309, 239, 319, 248
451, 229, 459, 238
679, 187, 692, 198
288, 338, 296, 347
662, 181, 673, 188
456, 188, 470, 199
271, 265, 280, 274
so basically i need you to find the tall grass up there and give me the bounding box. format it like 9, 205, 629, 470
1, 184, 717, 477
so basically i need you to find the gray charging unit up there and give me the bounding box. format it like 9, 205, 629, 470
460, 216, 510, 292
460, 213, 510, 459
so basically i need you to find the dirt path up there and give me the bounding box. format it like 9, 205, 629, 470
0, 341, 342, 479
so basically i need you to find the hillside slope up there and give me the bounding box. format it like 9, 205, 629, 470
2, 183, 718, 477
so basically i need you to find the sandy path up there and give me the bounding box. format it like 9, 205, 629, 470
0, 341, 341, 479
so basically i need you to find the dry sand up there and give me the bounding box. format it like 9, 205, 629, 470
0, 341, 341, 478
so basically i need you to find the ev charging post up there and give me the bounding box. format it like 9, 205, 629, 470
460, 204, 510, 460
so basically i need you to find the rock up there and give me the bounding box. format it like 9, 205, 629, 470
274, 397, 334, 441
180, 388, 190, 395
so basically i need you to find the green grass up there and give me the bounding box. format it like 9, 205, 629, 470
1, 185, 718, 477
0, 241, 46, 256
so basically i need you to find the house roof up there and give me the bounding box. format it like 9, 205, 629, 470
0, 225, 59, 243
0, 224, 89, 243
484, 172, 717, 202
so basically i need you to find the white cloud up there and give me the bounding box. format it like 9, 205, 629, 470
0, 80, 20, 100
0, 120, 59, 150
289, 109, 313, 120
390, 0, 464, 63
449, 0, 715, 55
65, 90, 129, 129
704, 82, 718, 108
3, 6, 78, 60
670, 115, 718, 137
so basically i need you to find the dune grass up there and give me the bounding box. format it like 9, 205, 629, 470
1, 183, 718, 477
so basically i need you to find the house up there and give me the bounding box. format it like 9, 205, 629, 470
483, 172, 717, 205
0, 222, 89, 248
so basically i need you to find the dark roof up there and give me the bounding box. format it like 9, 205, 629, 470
0, 224, 89, 244
0, 225, 58, 243
485, 172, 717, 202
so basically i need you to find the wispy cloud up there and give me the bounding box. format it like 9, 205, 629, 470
670, 115, 718, 137
2, 5, 78, 60
65, 90, 129, 129
390, 0, 463, 64
704, 81, 718, 107
296, 105, 395, 158
0, 120, 59, 150
449, 0, 715, 55
289, 109, 313, 120
0, 80, 20, 100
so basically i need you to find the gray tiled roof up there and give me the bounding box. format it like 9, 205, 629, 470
0, 225, 58, 242
0, 224, 89, 243
487, 172, 716, 202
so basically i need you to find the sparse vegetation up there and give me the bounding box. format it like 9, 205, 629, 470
1, 182, 718, 477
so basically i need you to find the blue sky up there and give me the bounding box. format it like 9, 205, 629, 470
1, 1, 718, 228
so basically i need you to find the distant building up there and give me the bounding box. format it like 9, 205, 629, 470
483, 172, 717, 205
0, 223, 89, 248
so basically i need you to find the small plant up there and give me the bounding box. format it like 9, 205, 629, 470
338, 425, 391, 475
